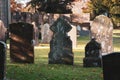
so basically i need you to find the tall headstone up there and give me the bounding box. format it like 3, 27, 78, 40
9, 22, 34, 63
49, 17, 74, 65
83, 38, 102, 67
0, 41, 6, 80
102, 52, 120, 80
90, 15, 113, 55
68, 25, 77, 48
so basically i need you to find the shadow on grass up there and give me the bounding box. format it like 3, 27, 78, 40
6, 48, 103, 80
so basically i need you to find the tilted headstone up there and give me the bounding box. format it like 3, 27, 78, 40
102, 52, 120, 80
9, 22, 34, 63
0, 41, 6, 80
90, 15, 113, 55
83, 38, 102, 67
49, 17, 74, 65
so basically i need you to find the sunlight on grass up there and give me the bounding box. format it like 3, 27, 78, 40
6, 29, 120, 80
113, 29, 120, 52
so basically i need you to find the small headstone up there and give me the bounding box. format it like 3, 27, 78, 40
9, 22, 34, 63
40, 22, 53, 43
0, 41, 6, 80
49, 17, 74, 65
90, 15, 113, 55
102, 52, 120, 80
83, 38, 102, 67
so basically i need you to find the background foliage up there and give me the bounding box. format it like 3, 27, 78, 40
83, 0, 120, 28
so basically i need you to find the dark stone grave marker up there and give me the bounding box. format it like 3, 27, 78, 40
49, 17, 74, 65
0, 41, 6, 80
83, 38, 102, 67
102, 52, 120, 80
9, 22, 34, 63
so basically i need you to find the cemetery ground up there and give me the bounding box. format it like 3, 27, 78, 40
6, 29, 120, 80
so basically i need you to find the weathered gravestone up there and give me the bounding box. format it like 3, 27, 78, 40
102, 52, 120, 80
49, 17, 74, 65
41, 22, 53, 44
9, 22, 34, 63
90, 15, 113, 55
0, 41, 6, 80
83, 38, 102, 67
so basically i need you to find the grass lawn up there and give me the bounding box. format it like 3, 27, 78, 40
6, 29, 120, 80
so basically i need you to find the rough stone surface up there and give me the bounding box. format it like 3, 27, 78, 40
83, 38, 102, 67
49, 17, 74, 65
90, 15, 113, 54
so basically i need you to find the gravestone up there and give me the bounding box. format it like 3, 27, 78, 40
9, 22, 34, 63
0, 20, 7, 42
102, 52, 120, 80
40, 23, 53, 43
90, 15, 113, 55
0, 41, 6, 80
49, 17, 74, 65
83, 38, 102, 67
68, 25, 77, 48
32, 22, 39, 46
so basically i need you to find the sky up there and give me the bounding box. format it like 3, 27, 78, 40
15, 0, 31, 7
15, 0, 31, 3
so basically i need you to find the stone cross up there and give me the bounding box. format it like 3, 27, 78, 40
49, 17, 74, 65
90, 15, 113, 55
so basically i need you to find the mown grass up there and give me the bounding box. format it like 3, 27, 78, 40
6, 29, 120, 80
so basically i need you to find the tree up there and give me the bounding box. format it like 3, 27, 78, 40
83, 0, 120, 28
10, 0, 23, 12
27, 0, 74, 13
